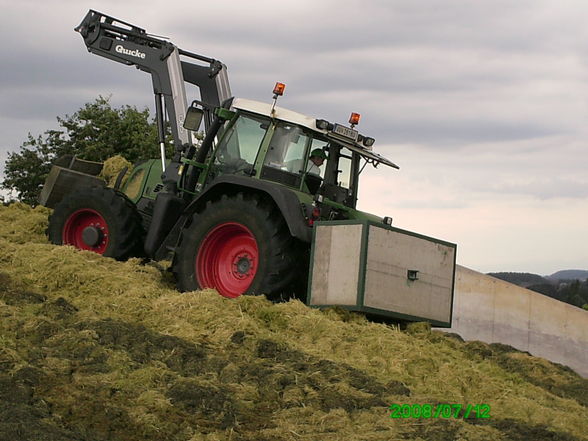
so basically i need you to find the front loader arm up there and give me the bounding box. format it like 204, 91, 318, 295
74, 10, 231, 148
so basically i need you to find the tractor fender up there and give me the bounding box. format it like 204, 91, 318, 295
184, 175, 312, 243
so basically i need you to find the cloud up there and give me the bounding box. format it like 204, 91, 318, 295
1, 0, 587, 273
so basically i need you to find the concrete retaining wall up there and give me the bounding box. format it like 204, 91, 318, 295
440, 265, 588, 378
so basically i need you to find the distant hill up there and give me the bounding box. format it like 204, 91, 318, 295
487, 272, 549, 287
548, 269, 588, 281
488, 271, 588, 311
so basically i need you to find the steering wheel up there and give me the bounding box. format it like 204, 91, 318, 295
221, 158, 252, 175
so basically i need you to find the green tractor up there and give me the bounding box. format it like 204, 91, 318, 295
40, 10, 400, 300
41, 10, 460, 327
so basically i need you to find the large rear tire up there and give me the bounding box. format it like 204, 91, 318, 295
47, 186, 144, 260
173, 193, 304, 299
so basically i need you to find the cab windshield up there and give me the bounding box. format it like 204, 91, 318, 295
212, 113, 269, 176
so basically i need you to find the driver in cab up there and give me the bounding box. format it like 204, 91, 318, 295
306, 148, 327, 176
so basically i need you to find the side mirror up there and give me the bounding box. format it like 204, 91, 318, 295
183, 107, 204, 131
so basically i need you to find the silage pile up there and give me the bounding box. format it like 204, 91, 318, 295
0, 203, 587, 441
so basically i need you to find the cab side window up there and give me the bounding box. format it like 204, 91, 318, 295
336, 147, 353, 189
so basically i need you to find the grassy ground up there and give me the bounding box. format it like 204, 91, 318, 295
0, 203, 587, 441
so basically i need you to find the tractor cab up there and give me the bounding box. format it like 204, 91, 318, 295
195, 96, 399, 210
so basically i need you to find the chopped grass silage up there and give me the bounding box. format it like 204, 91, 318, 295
0, 204, 587, 441
99, 155, 132, 188
0, 203, 51, 244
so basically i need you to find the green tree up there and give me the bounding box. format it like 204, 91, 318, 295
1, 96, 166, 205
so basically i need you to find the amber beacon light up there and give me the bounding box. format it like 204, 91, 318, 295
349, 112, 361, 127
273, 82, 286, 97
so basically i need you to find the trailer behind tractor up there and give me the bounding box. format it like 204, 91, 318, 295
39, 10, 456, 326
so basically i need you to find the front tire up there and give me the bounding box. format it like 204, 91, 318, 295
173, 193, 303, 298
47, 186, 144, 260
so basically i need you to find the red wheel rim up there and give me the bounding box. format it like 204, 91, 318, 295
196, 222, 258, 298
62, 209, 109, 254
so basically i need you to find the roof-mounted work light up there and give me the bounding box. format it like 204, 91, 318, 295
356, 134, 375, 150
363, 137, 375, 148
315, 119, 332, 130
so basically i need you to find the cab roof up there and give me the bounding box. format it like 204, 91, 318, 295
232, 98, 317, 131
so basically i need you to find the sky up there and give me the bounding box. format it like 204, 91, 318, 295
1, 0, 587, 275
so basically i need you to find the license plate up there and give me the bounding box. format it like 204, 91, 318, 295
332, 124, 358, 141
